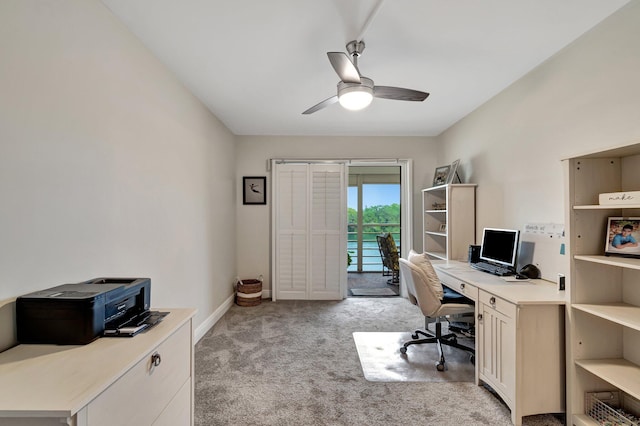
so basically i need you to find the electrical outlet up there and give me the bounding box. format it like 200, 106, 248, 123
557, 273, 565, 291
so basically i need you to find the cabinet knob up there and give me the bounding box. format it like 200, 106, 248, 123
459, 283, 465, 290
489, 297, 496, 305
151, 352, 162, 367
477, 313, 483, 321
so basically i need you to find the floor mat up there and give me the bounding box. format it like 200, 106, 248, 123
350, 288, 397, 296
353, 331, 475, 382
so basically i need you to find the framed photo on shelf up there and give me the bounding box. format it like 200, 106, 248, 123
604, 217, 640, 258
243, 176, 267, 205
432, 165, 450, 186
446, 159, 461, 184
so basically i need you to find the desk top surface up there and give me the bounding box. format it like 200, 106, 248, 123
0, 307, 196, 418
432, 260, 567, 305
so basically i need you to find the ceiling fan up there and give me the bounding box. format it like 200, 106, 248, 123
302, 40, 429, 115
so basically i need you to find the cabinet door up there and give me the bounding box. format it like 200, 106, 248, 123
87, 323, 191, 426
478, 297, 516, 406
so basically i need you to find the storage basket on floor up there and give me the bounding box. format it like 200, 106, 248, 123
235, 278, 263, 307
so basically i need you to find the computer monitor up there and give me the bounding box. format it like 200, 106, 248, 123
479, 228, 520, 270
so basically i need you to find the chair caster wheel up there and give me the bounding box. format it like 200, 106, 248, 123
436, 362, 445, 372
400, 347, 407, 354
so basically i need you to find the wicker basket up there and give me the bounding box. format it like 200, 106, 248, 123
585, 391, 640, 426
236, 278, 263, 307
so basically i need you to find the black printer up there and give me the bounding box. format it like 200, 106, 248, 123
16, 277, 151, 345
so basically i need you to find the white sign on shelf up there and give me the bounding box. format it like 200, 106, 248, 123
599, 191, 640, 205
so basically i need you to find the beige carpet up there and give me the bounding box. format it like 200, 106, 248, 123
195, 299, 564, 426
353, 331, 475, 382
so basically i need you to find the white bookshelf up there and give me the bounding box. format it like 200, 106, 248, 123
564, 143, 640, 425
422, 184, 476, 261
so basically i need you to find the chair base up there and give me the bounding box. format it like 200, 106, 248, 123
399, 320, 475, 371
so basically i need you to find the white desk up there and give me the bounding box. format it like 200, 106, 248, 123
0, 308, 196, 426
432, 260, 567, 426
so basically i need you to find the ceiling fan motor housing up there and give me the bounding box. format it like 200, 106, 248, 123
337, 76, 373, 96
346, 40, 365, 57
337, 77, 374, 110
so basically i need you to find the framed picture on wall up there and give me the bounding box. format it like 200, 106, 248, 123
604, 217, 640, 258
432, 165, 450, 186
243, 176, 267, 205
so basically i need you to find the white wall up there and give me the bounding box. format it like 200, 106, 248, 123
235, 135, 441, 294
0, 0, 237, 331
439, 1, 640, 277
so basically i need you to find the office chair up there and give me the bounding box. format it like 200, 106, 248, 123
398, 252, 475, 371
376, 233, 399, 284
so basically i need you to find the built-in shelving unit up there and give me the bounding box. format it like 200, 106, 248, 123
565, 143, 640, 425
422, 184, 476, 261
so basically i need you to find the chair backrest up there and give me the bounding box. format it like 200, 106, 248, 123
377, 233, 399, 270
398, 258, 442, 317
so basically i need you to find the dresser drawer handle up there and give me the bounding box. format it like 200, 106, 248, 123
151, 352, 162, 367
489, 296, 496, 305
459, 283, 465, 290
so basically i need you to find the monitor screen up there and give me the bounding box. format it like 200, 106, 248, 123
479, 228, 520, 269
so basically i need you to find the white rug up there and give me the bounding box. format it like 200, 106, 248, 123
353, 331, 475, 382
350, 288, 397, 296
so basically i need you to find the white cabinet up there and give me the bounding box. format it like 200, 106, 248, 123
477, 291, 565, 426
435, 262, 565, 426
564, 145, 640, 425
0, 308, 195, 426
422, 184, 476, 261
478, 291, 516, 406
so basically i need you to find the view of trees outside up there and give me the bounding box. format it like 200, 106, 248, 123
348, 184, 400, 272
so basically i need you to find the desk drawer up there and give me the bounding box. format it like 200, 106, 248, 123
87, 321, 192, 426
479, 291, 516, 318
440, 274, 478, 301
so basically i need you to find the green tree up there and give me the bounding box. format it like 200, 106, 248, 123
348, 203, 400, 235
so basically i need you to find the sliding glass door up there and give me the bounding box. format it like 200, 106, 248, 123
347, 166, 401, 273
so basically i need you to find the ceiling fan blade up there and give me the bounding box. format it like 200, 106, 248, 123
327, 52, 361, 83
302, 95, 339, 115
373, 86, 429, 102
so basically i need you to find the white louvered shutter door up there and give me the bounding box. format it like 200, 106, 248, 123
273, 162, 346, 300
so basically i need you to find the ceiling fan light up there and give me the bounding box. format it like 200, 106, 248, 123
339, 89, 373, 111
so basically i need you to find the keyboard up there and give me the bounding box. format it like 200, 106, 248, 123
471, 261, 514, 277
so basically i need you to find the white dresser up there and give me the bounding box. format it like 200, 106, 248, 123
0, 307, 196, 426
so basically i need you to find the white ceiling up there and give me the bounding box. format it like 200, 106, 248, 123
101, 0, 629, 137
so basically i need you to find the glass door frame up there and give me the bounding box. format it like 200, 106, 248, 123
347, 159, 413, 298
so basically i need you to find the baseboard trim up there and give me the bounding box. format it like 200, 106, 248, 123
194, 294, 234, 343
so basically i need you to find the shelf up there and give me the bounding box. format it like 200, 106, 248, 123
573, 303, 640, 331
425, 231, 446, 237
574, 204, 640, 210
422, 184, 475, 262
575, 255, 640, 271
576, 358, 640, 400
572, 414, 598, 426
424, 184, 447, 191
425, 251, 446, 260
